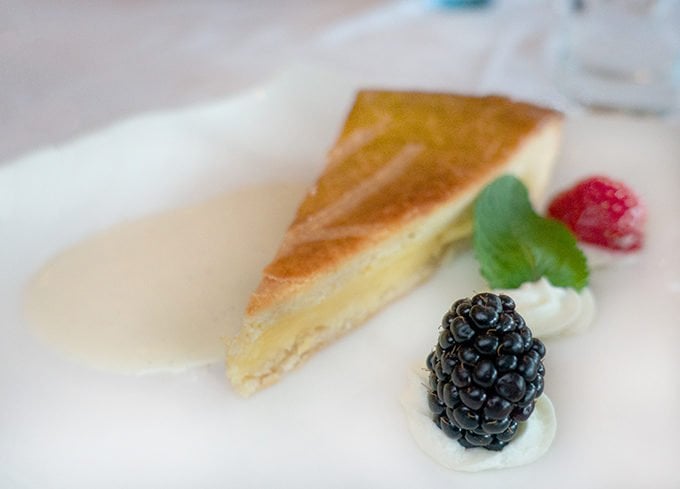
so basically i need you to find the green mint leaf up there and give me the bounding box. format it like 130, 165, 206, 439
473, 175, 589, 291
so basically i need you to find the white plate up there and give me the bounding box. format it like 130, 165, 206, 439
1, 68, 679, 488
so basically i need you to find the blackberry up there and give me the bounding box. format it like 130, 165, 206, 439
425, 292, 546, 451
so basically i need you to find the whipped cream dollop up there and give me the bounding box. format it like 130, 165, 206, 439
401, 367, 556, 472
494, 278, 595, 338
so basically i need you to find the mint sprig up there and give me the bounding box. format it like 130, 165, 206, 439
473, 175, 588, 291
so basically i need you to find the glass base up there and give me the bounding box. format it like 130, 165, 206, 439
558, 56, 679, 115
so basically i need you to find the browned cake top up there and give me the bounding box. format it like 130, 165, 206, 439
246, 91, 561, 314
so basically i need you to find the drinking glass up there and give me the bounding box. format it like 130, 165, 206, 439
556, 0, 680, 114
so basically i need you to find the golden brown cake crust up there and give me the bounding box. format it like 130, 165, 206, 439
246, 91, 562, 315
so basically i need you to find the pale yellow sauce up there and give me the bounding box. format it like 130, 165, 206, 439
24, 182, 306, 373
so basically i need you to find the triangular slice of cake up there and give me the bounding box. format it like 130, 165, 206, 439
227, 91, 563, 396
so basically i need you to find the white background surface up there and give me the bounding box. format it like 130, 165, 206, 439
2, 1, 680, 487
1, 0, 613, 165
2, 66, 680, 489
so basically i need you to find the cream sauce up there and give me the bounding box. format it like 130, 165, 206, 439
24, 182, 305, 373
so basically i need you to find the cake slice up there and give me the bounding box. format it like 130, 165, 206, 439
227, 90, 563, 396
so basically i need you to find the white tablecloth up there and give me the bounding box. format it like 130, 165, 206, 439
2, 0, 641, 164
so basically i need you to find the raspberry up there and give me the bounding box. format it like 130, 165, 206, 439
547, 175, 645, 251
426, 293, 546, 451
